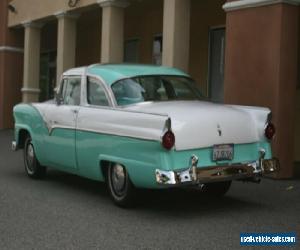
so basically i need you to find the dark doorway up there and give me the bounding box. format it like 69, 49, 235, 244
208, 27, 225, 103
39, 51, 56, 102
124, 38, 139, 63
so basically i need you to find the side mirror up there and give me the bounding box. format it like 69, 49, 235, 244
55, 93, 64, 105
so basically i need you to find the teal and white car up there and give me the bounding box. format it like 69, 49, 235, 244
12, 64, 279, 207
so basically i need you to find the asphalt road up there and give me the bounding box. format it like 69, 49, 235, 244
0, 130, 299, 250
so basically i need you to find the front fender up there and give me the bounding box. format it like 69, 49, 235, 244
14, 124, 34, 147
13, 103, 48, 163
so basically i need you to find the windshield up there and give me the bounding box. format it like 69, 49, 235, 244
111, 76, 204, 106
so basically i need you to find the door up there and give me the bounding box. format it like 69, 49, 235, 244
43, 76, 82, 170
39, 51, 56, 101
76, 76, 111, 179
208, 28, 226, 103
124, 39, 139, 63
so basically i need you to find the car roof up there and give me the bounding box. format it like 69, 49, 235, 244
63, 64, 189, 86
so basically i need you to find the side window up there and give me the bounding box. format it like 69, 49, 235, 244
87, 77, 110, 106
59, 79, 67, 98
63, 77, 81, 106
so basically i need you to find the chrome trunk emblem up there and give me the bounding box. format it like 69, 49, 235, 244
217, 124, 222, 136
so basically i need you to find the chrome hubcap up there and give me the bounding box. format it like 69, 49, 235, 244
111, 164, 126, 195
26, 143, 35, 172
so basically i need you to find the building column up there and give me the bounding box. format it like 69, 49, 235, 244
223, 0, 299, 178
162, 0, 190, 72
98, 0, 129, 63
56, 12, 79, 86
22, 22, 42, 103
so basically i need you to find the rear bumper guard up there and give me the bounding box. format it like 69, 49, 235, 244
155, 155, 279, 185
12, 141, 17, 151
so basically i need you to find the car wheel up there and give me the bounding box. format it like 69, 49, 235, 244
24, 136, 46, 179
107, 163, 136, 207
201, 181, 232, 197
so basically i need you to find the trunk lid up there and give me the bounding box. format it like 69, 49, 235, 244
125, 101, 269, 150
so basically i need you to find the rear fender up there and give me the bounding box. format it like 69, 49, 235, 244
98, 154, 158, 188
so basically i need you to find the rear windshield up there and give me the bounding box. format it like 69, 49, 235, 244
111, 76, 204, 106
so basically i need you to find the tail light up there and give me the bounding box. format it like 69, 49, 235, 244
265, 122, 275, 140
162, 131, 175, 150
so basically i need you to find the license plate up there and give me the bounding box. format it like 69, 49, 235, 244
213, 144, 234, 161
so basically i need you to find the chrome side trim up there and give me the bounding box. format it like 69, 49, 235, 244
31, 102, 169, 140
48, 126, 160, 142
29, 104, 52, 133
80, 104, 169, 117
49, 125, 75, 136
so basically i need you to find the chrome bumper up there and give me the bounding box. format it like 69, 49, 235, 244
155, 155, 280, 185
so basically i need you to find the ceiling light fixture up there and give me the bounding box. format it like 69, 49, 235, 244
68, 0, 80, 8
8, 3, 16, 13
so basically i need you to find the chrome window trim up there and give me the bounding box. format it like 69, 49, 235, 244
59, 75, 83, 106
87, 73, 117, 107
109, 75, 205, 107
84, 74, 115, 108
49, 125, 75, 136
58, 69, 168, 116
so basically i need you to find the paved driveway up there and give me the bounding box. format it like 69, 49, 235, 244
0, 130, 299, 250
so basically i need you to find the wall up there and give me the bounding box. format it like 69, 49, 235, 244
76, 8, 101, 66
0, 0, 6, 128
295, 89, 300, 162
41, 22, 57, 52
1, 52, 23, 128
295, 7, 300, 163
124, 0, 163, 64
189, 0, 226, 93
224, 3, 299, 178
0, 0, 24, 129
0, 2, 6, 46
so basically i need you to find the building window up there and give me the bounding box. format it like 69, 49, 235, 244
152, 35, 162, 65
124, 39, 139, 63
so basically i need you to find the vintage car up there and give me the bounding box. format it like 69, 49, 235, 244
12, 64, 279, 207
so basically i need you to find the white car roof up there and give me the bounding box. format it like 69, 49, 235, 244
63, 67, 86, 76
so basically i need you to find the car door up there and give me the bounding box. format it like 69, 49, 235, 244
75, 76, 112, 179
43, 76, 82, 170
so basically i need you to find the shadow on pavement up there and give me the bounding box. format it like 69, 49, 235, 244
135, 188, 262, 215
35, 169, 263, 216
